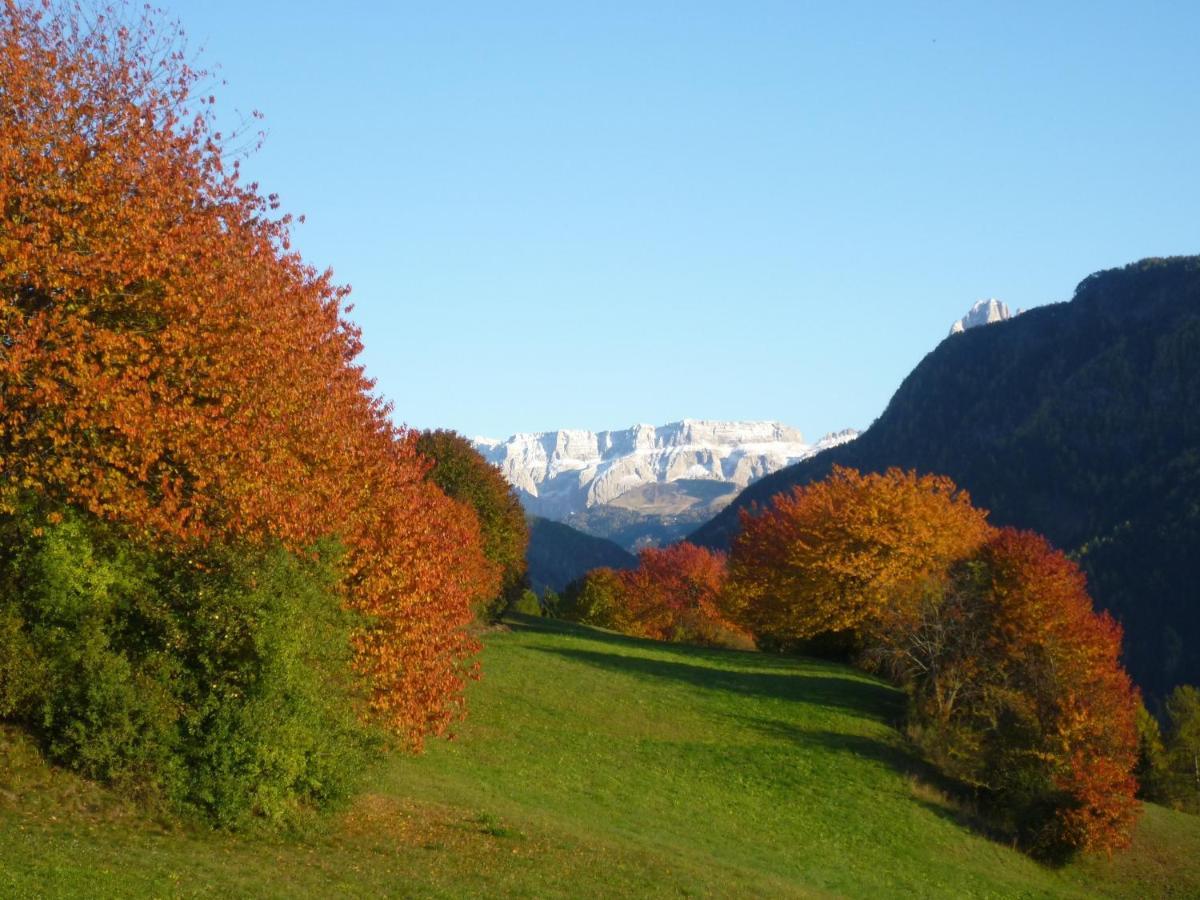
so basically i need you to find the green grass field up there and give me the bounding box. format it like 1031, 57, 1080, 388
2, 616, 1198, 898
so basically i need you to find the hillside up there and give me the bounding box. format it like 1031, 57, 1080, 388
692, 256, 1200, 703
525, 517, 637, 593
2, 618, 1197, 897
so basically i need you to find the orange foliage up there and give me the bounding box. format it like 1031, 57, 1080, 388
612, 542, 749, 648
724, 466, 991, 640
412, 429, 529, 620
722, 465, 1139, 855
0, 3, 495, 745
967, 530, 1141, 854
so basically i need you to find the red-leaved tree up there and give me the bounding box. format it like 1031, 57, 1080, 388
563, 543, 751, 649
722, 466, 1141, 856
953, 530, 1141, 855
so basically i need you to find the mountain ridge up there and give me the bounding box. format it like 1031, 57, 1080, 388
475, 420, 858, 521
525, 517, 637, 594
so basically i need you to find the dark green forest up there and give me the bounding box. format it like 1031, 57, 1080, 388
526, 518, 636, 594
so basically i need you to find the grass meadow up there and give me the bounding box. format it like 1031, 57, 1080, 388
2, 616, 1198, 897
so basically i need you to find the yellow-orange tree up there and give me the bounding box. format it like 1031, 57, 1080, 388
0, 1, 495, 745
723, 466, 992, 642
723, 466, 1141, 856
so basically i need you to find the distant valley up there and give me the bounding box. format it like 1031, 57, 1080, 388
477, 298, 1015, 552
475, 421, 858, 550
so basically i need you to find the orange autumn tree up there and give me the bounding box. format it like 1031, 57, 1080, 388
413, 430, 530, 621
865, 530, 1142, 856
723, 465, 1141, 856
936, 530, 1141, 856
723, 466, 992, 644
0, 1, 495, 745
614, 542, 751, 649
561, 543, 750, 649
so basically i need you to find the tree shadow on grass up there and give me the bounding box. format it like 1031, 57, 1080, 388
529, 627, 1011, 850
735, 716, 1003, 845
738, 716, 927, 777
531, 644, 905, 723
505, 615, 769, 665
508, 614, 881, 676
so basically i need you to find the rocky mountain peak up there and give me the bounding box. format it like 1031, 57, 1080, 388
949, 298, 1013, 336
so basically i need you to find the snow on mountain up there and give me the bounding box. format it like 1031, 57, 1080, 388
949, 298, 1013, 336
474, 420, 859, 520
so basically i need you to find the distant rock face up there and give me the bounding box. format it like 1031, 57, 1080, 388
949, 298, 1013, 336
474, 420, 859, 520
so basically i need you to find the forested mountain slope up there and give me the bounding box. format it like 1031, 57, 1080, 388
692, 256, 1200, 701
526, 517, 637, 593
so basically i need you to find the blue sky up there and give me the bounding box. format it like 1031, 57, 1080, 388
169, 1, 1199, 440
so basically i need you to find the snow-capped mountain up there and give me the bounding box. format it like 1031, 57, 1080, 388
949, 298, 1013, 336
474, 420, 859, 520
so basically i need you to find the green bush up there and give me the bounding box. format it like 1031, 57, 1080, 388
0, 512, 181, 794
0, 503, 377, 828
0, 603, 44, 719
508, 589, 543, 617
1161, 685, 1200, 813
1134, 704, 1170, 802
559, 569, 623, 628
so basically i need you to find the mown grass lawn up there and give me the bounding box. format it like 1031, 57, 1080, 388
2, 616, 1198, 897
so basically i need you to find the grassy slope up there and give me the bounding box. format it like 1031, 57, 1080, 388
2, 618, 1198, 898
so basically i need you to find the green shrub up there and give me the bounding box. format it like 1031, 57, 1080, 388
0, 503, 377, 828
0, 604, 43, 718
559, 569, 623, 628
167, 539, 377, 827
0, 512, 181, 795
508, 589, 543, 617
1162, 685, 1200, 813
1134, 704, 1170, 802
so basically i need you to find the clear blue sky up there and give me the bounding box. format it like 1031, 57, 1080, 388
169, 1, 1199, 440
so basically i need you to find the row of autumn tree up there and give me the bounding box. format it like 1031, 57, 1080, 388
0, 2, 528, 827
4, 0, 1193, 851
563, 467, 1151, 858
